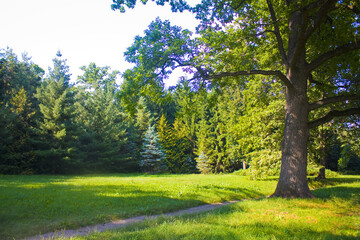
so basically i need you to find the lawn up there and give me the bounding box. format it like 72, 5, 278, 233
0, 174, 359, 240
72, 178, 360, 240
0, 174, 277, 240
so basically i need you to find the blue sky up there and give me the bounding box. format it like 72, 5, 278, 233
0, 0, 199, 87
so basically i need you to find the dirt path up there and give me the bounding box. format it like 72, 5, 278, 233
24, 200, 239, 240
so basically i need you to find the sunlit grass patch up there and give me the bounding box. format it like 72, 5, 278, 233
1, 174, 359, 240
75, 180, 360, 240
0, 174, 276, 240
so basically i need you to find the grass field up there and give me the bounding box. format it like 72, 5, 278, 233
0, 174, 359, 240
74, 179, 360, 240
0, 174, 277, 239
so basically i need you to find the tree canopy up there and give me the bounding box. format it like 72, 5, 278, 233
112, 0, 360, 197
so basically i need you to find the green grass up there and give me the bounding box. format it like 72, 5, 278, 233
71, 178, 360, 240
0, 174, 277, 240
1, 174, 359, 240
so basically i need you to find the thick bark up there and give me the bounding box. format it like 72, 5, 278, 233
271, 9, 314, 198
271, 84, 314, 198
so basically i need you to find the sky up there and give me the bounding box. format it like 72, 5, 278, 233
0, 0, 200, 87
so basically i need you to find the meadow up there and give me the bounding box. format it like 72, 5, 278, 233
0, 174, 359, 239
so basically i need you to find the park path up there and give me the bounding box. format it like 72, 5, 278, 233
24, 200, 239, 240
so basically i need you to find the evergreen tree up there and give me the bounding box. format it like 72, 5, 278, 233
196, 152, 211, 174
139, 125, 167, 173
165, 118, 196, 173
195, 117, 212, 172
232, 77, 284, 179
135, 96, 152, 133
157, 114, 171, 146
74, 63, 134, 172
34, 51, 75, 174
0, 48, 43, 174
0, 106, 16, 173
132, 96, 153, 160
7, 87, 38, 173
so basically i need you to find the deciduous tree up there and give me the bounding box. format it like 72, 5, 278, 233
112, 0, 360, 198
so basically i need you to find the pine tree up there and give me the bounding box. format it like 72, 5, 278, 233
165, 118, 196, 173
74, 63, 133, 172
132, 96, 153, 160
8, 87, 37, 173
0, 106, 16, 173
233, 77, 284, 179
34, 51, 75, 174
135, 96, 152, 133
157, 114, 171, 146
0, 49, 43, 174
139, 125, 166, 173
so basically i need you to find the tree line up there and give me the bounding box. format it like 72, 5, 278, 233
1, 46, 359, 177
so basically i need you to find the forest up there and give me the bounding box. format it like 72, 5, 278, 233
1, 44, 359, 177
1, 0, 360, 196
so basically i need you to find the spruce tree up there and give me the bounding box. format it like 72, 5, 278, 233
139, 125, 166, 173
196, 152, 211, 174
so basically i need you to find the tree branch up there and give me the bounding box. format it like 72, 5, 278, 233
300, 0, 327, 12
289, 0, 338, 69
309, 95, 360, 111
307, 40, 360, 72
266, 0, 288, 66
308, 107, 360, 129
206, 70, 293, 89
230, 0, 246, 10
303, 0, 337, 41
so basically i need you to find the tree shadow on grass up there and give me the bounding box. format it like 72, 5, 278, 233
103, 204, 359, 240
0, 174, 271, 239
309, 176, 360, 185
312, 186, 360, 199
193, 185, 265, 200
0, 176, 205, 240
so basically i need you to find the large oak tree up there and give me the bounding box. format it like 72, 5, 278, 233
112, 0, 360, 198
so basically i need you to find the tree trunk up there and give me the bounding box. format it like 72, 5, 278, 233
271, 85, 314, 198
271, 10, 314, 198
242, 161, 246, 170
316, 130, 327, 180
316, 167, 326, 180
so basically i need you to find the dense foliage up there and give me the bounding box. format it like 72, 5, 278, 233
0, 46, 358, 176
112, 0, 360, 198
1, 0, 360, 178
